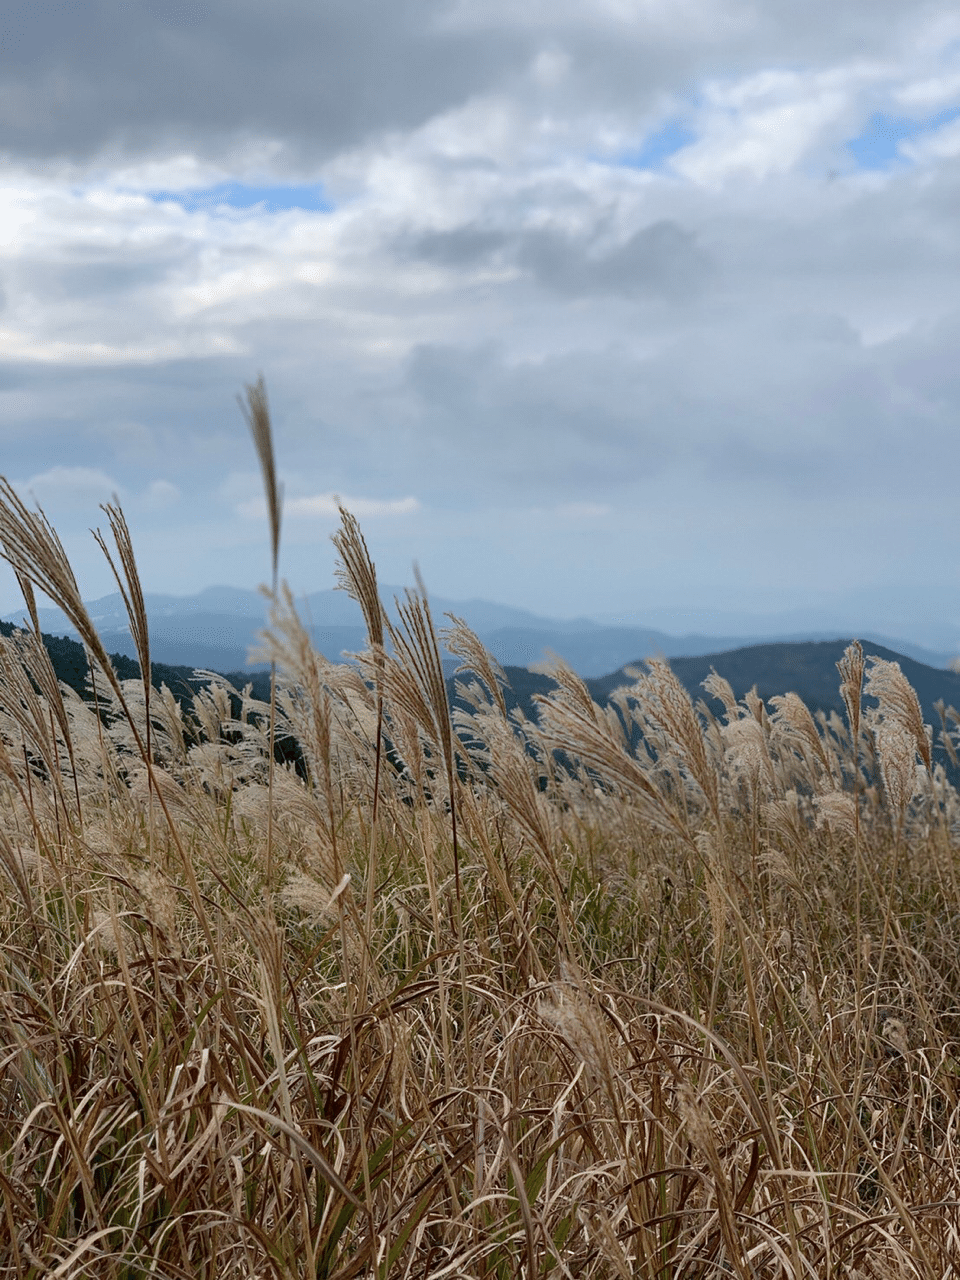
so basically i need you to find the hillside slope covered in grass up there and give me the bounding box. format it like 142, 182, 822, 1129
2, 419, 960, 1275
15, 616, 960, 766
590, 638, 960, 723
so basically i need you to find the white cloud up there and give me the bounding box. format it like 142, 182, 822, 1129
902, 114, 960, 161
670, 67, 866, 185
290, 494, 421, 518
143, 479, 180, 510
895, 70, 960, 110
237, 493, 421, 520
19, 466, 121, 509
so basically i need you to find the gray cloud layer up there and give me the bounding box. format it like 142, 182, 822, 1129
403, 219, 712, 300
2, 0, 529, 165
2, 1, 950, 166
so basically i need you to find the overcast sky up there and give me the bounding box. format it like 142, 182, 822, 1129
1, 1, 959, 645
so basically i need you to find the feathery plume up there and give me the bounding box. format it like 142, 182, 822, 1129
871, 718, 923, 831
332, 504, 386, 945
239, 375, 283, 592
386, 580, 464, 897
814, 790, 859, 840
442, 614, 509, 722
864, 655, 932, 773
0, 480, 120, 698
239, 375, 283, 884
93, 502, 154, 823
332, 506, 384, 652
769, 691, 836, 789
837, 641, 864, 756
702, 669, 738, 720
536, 660, 686, 836
634, 658, 720, 819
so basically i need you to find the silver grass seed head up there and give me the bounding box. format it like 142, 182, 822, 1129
814, 791, 859, 839
239, 375, 283, 590
865, 656, 932, 773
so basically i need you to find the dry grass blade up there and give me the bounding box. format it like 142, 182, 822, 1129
226, 1101, 364, 1208
14, 569, 41, 638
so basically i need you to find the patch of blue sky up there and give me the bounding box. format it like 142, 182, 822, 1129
149, 181, 333, 214
609, 118, 697, 171
847, 105, 960, 169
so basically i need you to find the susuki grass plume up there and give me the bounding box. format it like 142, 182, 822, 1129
333, 505, 385, 654
94, 502, 157, 839
838, 640, 866, 849
865, 653, 933, 774
240, 374, 283, 887
385, 576, 465, 900
333, 505, 388, 959
239, 373, 282, 593
0, 479, 121, 703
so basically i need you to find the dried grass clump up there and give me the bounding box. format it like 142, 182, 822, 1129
1, 391, 960, 1276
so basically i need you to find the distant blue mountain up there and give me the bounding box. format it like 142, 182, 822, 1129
3, 585, 954, 677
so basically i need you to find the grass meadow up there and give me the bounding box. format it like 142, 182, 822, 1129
2, 383, 960, 1277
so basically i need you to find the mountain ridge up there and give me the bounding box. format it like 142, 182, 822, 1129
5, 619, 960, 775
3, 586, 954, 677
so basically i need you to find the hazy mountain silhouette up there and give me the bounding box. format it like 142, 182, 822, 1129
4, 586, 954, 677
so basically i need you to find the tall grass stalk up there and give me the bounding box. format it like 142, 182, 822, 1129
333, 506, 386, 1000
239, 374, 282, 890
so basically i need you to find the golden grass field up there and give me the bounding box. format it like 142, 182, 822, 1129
1, 382, 959, 1277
